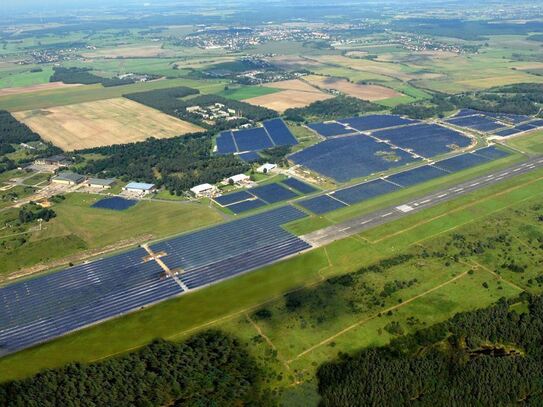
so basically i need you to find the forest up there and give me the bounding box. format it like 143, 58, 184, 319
50, 67, 135, 87
0, 330, 272, 407
0, 110, 61, 173
317, 293, 543, 406
125, 88, 276, 127
393, 84, 543, 119
283, 96, 382, 122
77, 134, 249, 195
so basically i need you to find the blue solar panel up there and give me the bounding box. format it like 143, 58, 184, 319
435, 153, 491, 172
472, 146, 511, 160
387, 165, 448, 187
233, 127, 274, 152
216, 131, 237, 154
447, 115, 504, 132
227, 199, 267, 214
373, 124, 471, 158
238, 151, 261, 162
308, 122, 352, 137
263, 118, 298, 146
150, 205, 309, 272
298, 195, 348, 214
494, 128, 521, 137
214, 190, 254, 206
0, 248, 182, 353
281, 177, 318, 194
452, 109, 480, 118
338, 115, 416, 132
528, 119, 543, 127
515, 123, 538, 132
290, 135, 419, 182
250, 183, 299, 204
333, 179, 400, 205
91, 197, 137, 211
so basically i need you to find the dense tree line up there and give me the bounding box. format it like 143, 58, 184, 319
284, 96, 382, 122
317, 293, 543, 406
393, 84, 543, 119
18, 203, 56, 224
50, 67, 134, 87
77, 134, 249, 195
123, 86, 201, 116
0, 330, 272, 407
125, 89, 276, 127
0, 110, 61, 173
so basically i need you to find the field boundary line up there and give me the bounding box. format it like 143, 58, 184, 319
288, 270, 469, 363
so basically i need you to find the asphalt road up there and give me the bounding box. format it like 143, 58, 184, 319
301, 156, 543, 247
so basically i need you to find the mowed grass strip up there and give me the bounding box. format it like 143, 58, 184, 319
1, 167, 543, 382
13, 98, 203, 150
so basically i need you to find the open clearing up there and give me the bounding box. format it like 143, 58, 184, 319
304, 75, 401, 100
243, 79, 332, 112
13, 97, 203, 151
0, 82, 81, 97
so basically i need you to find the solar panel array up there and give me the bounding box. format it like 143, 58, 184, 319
92, 197, 137, 211
372, 124, 472, 157
238, 151, 261, 162
308, 122, 353, 138
216, 118, 298, 154
446, 109, 542, 136
338, 115, 417, 132
281, 177, 318, 194
150, 206, 311, 288
0, 249, 183, 354
298, 146, 512, 215
214, 179, 317, 214
290, 135, 420, 182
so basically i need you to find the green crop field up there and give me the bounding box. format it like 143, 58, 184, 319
0, 193, 224, 276
505, 130, 543, 154
1, 166, 542, 394
216, 85, 281, 100
0, 67, 54, 89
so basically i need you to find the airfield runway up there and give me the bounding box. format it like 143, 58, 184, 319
301, 156, 543, 246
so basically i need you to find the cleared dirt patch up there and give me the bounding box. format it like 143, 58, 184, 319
0, 82, 82, 97
244, 79, 332, 112
14, 97, 203, 151
304, 75, 401, 101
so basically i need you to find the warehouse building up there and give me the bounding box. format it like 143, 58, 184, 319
123, 182, 156, 196
190, 183, 218, 198
86, 178, 116, 189
52, 172, 85, 186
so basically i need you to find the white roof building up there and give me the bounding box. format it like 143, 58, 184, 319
123, 182, 156, 194
190, 183, 217, 197
226, 173, 250, 184
256, 163, 277, 173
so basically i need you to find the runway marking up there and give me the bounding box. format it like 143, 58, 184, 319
513, 168, 521, 172
338, 227, 350, 232
469, 182, 480, 187
381, 212, 393, 218
360, 219, 373, 225
437, 193, 447, 198
420, 199, 431, 204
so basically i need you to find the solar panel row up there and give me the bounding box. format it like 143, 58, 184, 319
238, 151, 261, 162
290, 135, 419, 182
281, 177, 318, 194
0, 249, 183, 353
446, 115, 505, 132
298, 146, 512, 215
338, 115, 417, 132
215, 119, 298, 154
308, 122, 353, 138
228, 198, 267, 214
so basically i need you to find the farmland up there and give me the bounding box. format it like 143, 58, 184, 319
13, 98, 203, 150
303, 75, 402, 101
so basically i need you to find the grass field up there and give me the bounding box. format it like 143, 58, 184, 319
0, 67, 54, 89
216, 85, 281, 101
1, 165, 542, 390
0, 193, 224, 276
0, 78, 228, 112
504, 129, 543, 154
13, 97, 203, 150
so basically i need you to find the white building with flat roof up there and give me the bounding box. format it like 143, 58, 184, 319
225, 173, 250, 185
190, 183, 218, 197
123, 182, 156, 195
